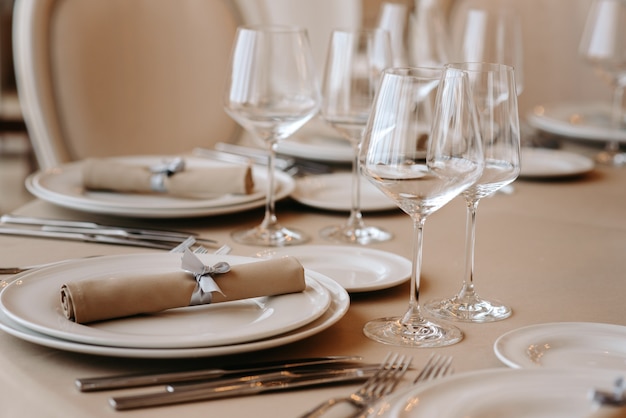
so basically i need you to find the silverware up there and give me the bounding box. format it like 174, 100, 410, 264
0, 214, 216, 244
76, 356, 362, 392
592, 376, 626, 407
298, 352, 412, 418
109, 366, 377, 411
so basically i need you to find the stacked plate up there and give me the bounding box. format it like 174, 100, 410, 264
364, 322, 626, 417
0, 253, 349, 358
25, 156, 295, 218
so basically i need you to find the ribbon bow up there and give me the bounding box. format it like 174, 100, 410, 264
149, 157, 186, 192
181, 248, 231, 305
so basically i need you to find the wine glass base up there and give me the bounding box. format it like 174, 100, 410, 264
231, 224, 309, 247
363, 316, 463, 348
320, 224, 392, 245
424, 296, 512, 323
595, 151, 626, 166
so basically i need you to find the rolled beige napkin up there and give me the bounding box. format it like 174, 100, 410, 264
82, 157, 254, 198
60, 254, 305, 324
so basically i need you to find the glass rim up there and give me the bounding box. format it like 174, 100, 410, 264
445, 62, 515, 73
237, 24, 307, 34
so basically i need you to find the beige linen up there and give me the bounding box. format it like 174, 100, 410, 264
60, 256, 305, 324
82, 158, 254, 197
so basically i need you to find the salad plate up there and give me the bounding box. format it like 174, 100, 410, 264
519, 148, 594, 178
494, 322, 626, 370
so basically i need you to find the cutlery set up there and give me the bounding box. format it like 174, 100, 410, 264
0, 214, 217, 251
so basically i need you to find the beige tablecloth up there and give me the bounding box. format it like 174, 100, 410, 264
0, 157, 625, 417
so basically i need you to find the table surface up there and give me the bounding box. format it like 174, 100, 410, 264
1, 148, 625, 417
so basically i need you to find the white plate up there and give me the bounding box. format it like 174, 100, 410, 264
365, 368, 623, 418
25, 156, 294, 218
276, 134, 353, 163
291, 173, 397, 212
527, 101, 626, 143
520, 148, 595, 178
0, 253, 331, 349
255, 245, 411, 293
494, 322, 626, 370
0, 271, 349, 358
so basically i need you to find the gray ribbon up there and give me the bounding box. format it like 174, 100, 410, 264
181, 249, 231, 305
149, 157, 186, 193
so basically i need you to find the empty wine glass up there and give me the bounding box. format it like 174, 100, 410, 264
224, 25, 321, 246
319, 28, 393, 245
579, 0, 626, 165
425, 62, 521, 323
360, 67, 484, 347
408, 0, 451, 67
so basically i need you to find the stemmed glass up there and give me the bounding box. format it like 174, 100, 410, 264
319, 28, 393, 245
425, 63, 521, 323
360, 67, 484, 347
579, 0, 626, 165
223, 25, 321, 246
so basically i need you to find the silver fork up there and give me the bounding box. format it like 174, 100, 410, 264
298, 353, 412, 418
412, 354, 453, 384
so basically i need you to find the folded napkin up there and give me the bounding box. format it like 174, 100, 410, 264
82, 157, 254, 198
60, 251, 305, 324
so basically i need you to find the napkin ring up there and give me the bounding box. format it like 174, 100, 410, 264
149, 157, 186, 193
181, 249, 231, 305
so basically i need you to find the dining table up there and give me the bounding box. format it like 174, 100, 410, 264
0, 140, 625, 417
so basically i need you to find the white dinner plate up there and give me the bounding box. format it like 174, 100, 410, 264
255, 245, 411, 293
365, 368, 623, 418
520, 148, 595, 178
291, 173, 397, 212
25, 156, 294, 218
527, 101, 626, 143
494, 322, 626, 371
0, 253, 331, 349
0, 271, 348, 358
276, 134, 353, 163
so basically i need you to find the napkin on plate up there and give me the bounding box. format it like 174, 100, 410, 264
60, 251, 305, 324
82, 157, 254, 198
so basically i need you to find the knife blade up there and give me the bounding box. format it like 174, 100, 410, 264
109, 366, 376, 411
76, 356, 362, 392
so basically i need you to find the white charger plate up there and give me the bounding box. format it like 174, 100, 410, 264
527, 101, 626, 143
520, 148, 594, 178
276, 134, 353, 163
494, 322, 626, 370
0, 271, 348, 358
25, 156, 294, 218
0, 253, 331, 349
255, 245, 411, 293
365, 368, 623, 418
292, 173, 397, 212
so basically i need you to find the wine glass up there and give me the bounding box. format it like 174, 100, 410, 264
360, 67, 484, 347
451, 7, 524, 95
408, 0, 451, 67
223, 25, 321, 246
425, 62, 521, 323
579, 0, 626, 165
319, 28, 393, 245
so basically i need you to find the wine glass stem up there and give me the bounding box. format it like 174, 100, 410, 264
259, 140, 279, 230
607, 85, 625, 153
403, 216, 426, 324
346, 143, 365, 229
460, 199, 480, 298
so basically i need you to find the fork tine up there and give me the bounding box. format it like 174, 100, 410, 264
413, 354, 453, 384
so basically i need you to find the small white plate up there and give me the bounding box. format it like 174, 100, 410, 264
276, 134, 353, 163
527, 101, 626, 143
25, 156, 294, 218
520, 148, 594, 178
0, 271, 349, 358
292, 173, 397, 212
494, 322, 626, 370
0, 253, 330, 349
365, 368, 622, 418
256, 245, 411, 293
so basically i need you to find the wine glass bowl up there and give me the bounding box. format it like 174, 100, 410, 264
425, 62, 521, 323
319, 28, 393, 245
360, 67, 484, 347
223, 25, 321, 246
579, 0, 626, 165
